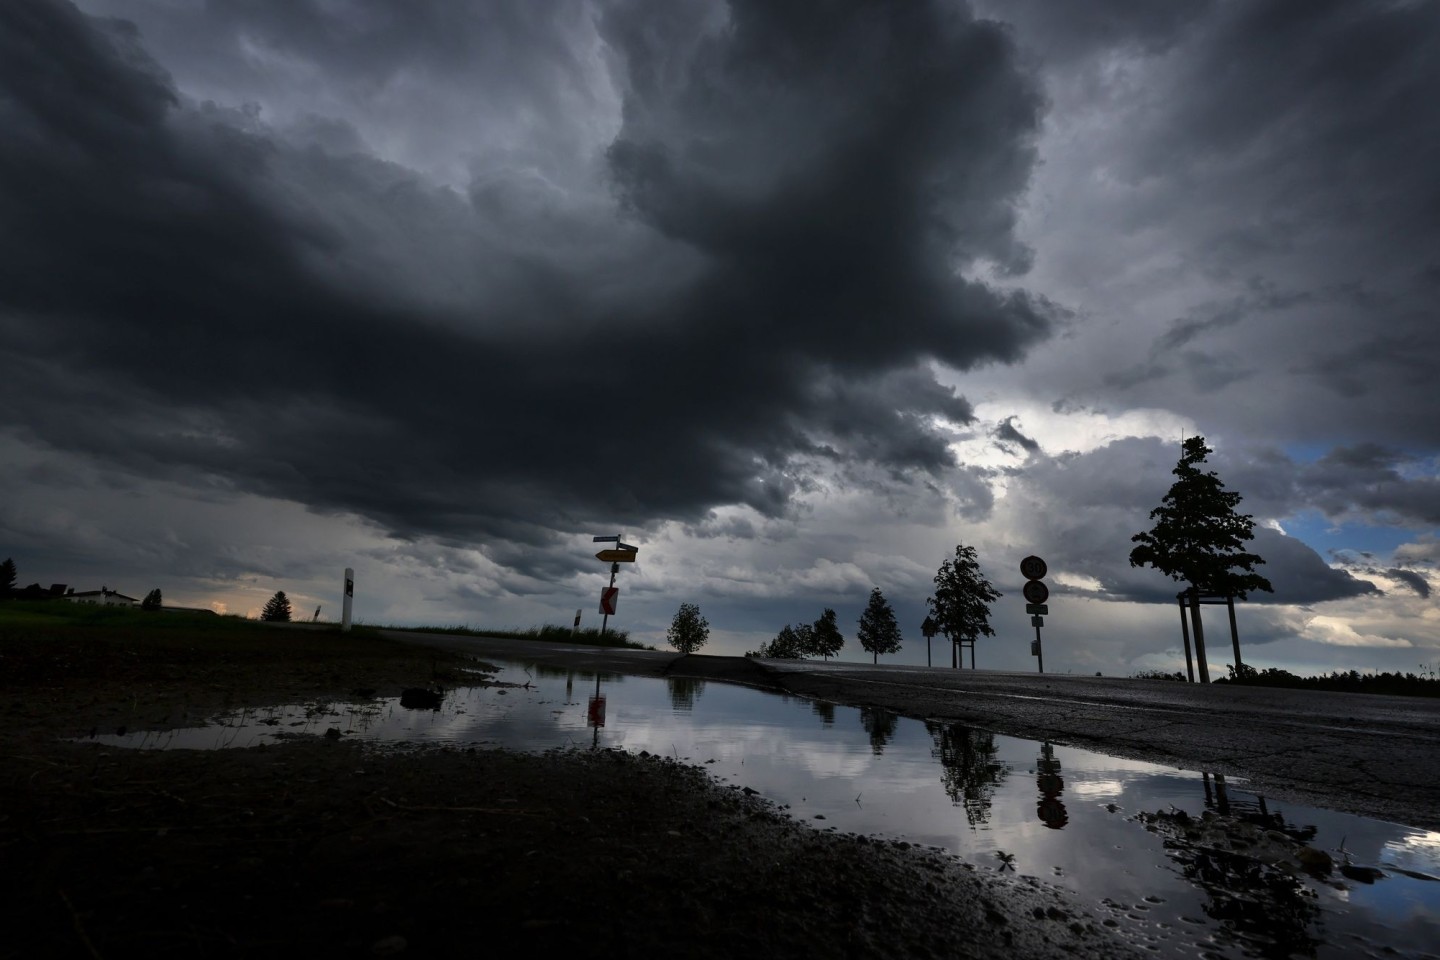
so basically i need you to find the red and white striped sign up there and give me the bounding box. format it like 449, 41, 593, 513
599, 587, 618, 616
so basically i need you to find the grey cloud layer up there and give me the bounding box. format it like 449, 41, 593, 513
986, 0, 1440, 449
2, 0, 1051, 558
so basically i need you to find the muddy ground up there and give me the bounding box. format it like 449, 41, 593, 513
0, 626, 1149, 959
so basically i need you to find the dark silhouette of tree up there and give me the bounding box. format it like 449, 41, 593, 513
809, 608, 844, 660
141, 588, 162, 611
1130, 437, 1273, 598
1131, 437, 1273, 680
859, 706, 898, 755
260, 590, 292, 622
0, 557, 16, 597
666, 602, 709, 654
926, 721, 1008, 826
857, 587, 902, 664
751, 623, 810, 658
926, 545, 1002, 668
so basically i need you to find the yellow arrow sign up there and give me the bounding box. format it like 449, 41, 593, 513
596, 549, 638, 562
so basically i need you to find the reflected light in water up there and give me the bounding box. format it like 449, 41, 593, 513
84, 658, 1440, 960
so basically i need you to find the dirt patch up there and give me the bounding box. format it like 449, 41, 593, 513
1, 626, 1147, 958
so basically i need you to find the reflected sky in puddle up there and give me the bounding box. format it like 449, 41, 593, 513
88, 660, 1440, 960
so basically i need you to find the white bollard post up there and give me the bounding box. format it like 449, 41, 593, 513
342, 567, 354, 633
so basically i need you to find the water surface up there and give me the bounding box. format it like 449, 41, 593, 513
88, 660, 1440, 959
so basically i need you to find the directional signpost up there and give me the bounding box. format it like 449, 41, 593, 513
595, 549, 637, 563
592, 535, 638, 637
1021, 555, 1049, 674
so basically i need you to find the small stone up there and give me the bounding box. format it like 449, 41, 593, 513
1295, 847, 1333, 874
370, 935, 407, 956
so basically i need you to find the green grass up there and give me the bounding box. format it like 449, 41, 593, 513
0, 598, 267, 632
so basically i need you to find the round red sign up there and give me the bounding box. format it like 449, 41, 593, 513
1023, 579, 1050, 604
1020, 555, 1047, 580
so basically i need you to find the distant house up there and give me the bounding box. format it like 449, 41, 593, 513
64, 587, 139, 607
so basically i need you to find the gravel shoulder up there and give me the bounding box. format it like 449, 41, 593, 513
1, 625, 1149, 959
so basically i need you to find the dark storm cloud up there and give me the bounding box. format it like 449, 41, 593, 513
1003, 0, 1440, 449
1385, 568, 1430, 599
972, 0, 1214, 63
1293, 445, 1440, 527
0, 0, 1052, 567
992, 416, 1039, 456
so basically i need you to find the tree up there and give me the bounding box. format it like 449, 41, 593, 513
260, 590, 292, 622
809, 608, 844, 660
1130, 436, 1273, 681
926, 544, 1002, 669
666, 602, 709, 654
141, 588, 162, 611
0, 557, 15, 597
1130, 437, 1273, 598
856, 587, 902, 664
751, 623, 809, 659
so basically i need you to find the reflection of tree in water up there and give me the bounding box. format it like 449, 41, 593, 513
859, 707, 898, 755
665, 676, 706, 712
1144, 777, 1323, 959
811, 700, 835, 726
1035, 742, 1068, 829
925, 722, 1007, 826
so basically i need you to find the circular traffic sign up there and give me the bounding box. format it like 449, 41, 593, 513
1023, 579, 1050, 604
1020, 555, 1048, 580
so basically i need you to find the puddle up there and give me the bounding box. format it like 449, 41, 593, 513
86, 660, 1440, 960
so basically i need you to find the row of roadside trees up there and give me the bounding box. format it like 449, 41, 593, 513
681, 435, 1274, 674
743, 545, 1003, 665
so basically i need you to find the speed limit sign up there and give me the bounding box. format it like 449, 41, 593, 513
1020, 555, 1047, 580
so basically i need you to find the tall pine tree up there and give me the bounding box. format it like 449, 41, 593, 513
1129, 437, 1272, 598
260, 590, 293, 622
1130, 437, 1272, 681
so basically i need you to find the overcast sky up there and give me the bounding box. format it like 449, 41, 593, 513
3, 0, 1437, 678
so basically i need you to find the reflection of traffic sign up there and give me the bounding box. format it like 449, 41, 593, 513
596, 549, 637, 562
1037, 797, 1068, 829
1020, 555, 1048, 580
1023, 580, 1050, 604
1025, 603, 1048, 615
600, 587, 618, 615
587, 695, 606, 727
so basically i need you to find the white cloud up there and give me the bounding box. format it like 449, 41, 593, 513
1305, 616, 1414, 649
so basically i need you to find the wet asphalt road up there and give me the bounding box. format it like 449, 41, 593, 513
387, 632, 1440, 830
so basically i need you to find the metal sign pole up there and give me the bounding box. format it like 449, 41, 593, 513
601, 561, 616, 638
1035, 623, 1044, 674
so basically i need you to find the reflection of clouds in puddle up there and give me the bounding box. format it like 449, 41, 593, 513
1066, 778, 1126, 799
1382, 830, 1440, 876
77, 657, 1440, 960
